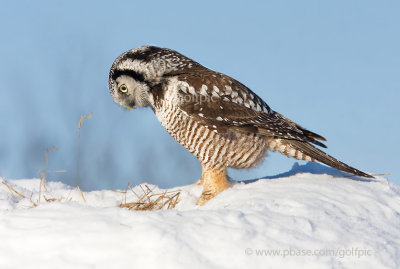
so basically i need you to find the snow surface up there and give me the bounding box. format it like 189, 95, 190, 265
1, 172, 399, 269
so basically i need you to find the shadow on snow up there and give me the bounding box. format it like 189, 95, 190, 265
239, 162, 376, 184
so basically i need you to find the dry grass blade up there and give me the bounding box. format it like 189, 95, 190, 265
2, 179, 26, 199
129, 185, 142, 200
44, 196, 57, 202
167, 192, 181, 209
75, 112, 94, 186
38, 146, 65, 203
78, 112, 94, 136
77, 186, 86, 203
1, 174, 38, 208
1, 170, 79, 209
119, 184, 181, 211
122, 183, 130, 204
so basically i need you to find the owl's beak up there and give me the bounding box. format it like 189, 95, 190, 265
123, 105, 136, 110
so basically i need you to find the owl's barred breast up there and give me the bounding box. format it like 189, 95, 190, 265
154, 86, 269, 170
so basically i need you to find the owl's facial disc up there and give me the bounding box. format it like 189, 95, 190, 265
117, 84, 135, 110
112, 74, 151, 109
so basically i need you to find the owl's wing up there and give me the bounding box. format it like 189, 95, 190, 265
175, 71, 327, 148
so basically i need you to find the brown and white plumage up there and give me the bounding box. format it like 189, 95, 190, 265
109, 46, 373, 205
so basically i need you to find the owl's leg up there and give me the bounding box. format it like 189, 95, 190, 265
197, 167, 230, 205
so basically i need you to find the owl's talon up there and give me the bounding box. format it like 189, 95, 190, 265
197, 191, 214, 205
196, 184, 229, 205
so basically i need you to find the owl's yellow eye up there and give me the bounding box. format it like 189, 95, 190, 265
119, 84, 128, 93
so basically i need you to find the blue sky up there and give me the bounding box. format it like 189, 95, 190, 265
0, 0, 399, 189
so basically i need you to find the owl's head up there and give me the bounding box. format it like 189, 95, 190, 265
109, 45, 199, 110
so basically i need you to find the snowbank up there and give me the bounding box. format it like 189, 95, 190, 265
1, 171, 399, 269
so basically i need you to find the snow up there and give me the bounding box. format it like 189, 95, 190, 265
1, 172, 399, 269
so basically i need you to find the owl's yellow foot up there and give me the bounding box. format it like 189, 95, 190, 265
196, 167, 229, 205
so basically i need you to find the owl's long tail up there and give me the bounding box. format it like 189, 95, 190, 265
268, 138, 374, 178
